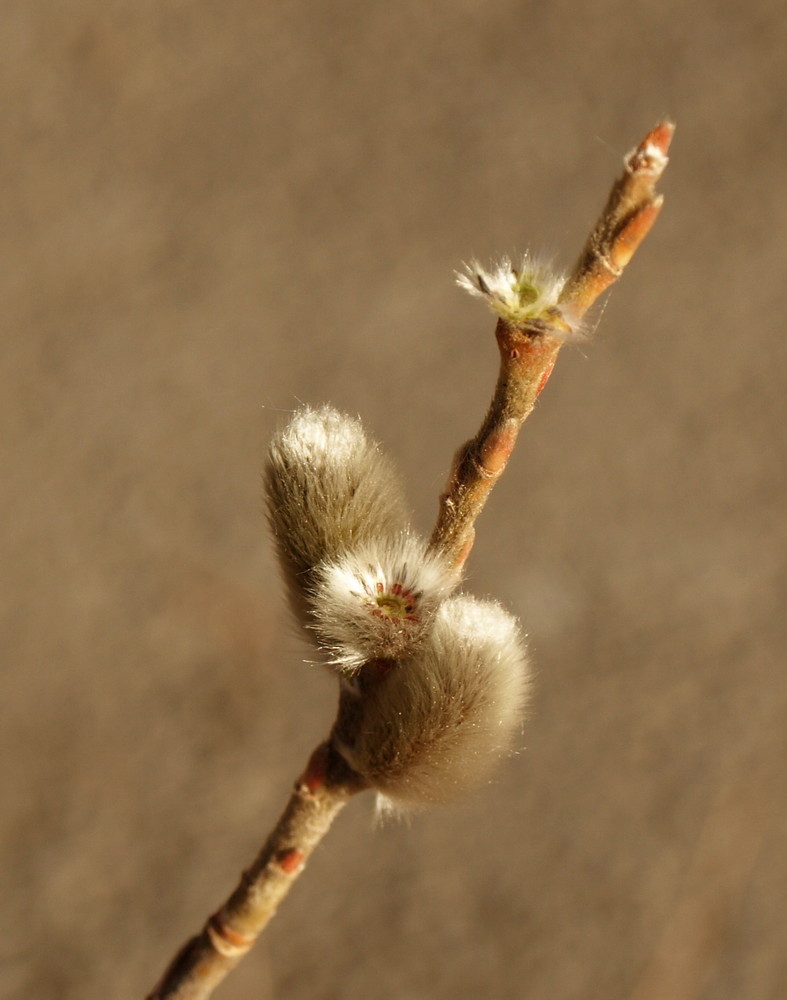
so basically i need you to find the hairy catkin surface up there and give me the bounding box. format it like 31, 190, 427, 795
310, 535, 457, 673
339, 595, 530, 809
266, 407, 530, 811
264, 406, 410, 629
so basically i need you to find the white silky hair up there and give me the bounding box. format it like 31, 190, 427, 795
337, 594, 530, 811
264, 406, 410, 629
310, 535, 457, 674
456, 254, 575, 332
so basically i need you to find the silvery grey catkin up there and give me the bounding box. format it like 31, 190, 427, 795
264, 405, 529, 810
264, 405, 410, 631
337, 595, 530, 810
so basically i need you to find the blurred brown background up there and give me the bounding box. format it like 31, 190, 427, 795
2, 1, 785, 998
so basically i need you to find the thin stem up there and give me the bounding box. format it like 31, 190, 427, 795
429, 319, 562, 569
430, 121, 672, 570
146, 742, 366, 1000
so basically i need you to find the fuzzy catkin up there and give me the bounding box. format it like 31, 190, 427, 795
264, 406, 410, 628
335, 595, 530, 809
310, 535, 457, 674
457, 254, 568, 327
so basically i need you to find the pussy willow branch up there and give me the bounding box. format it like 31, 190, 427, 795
145, 121, 672, 1000
147, 743, 366, 1000
430, 121, 673, 570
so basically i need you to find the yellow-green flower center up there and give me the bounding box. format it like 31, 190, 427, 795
364, 581, 418, 622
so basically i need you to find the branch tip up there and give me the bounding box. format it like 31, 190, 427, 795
559, 121, 673, 316
639, 120, 675, 159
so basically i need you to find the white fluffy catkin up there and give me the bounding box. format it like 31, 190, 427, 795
264, 406, 410, 626
336, 594, 530, 810
457, 254, 577, 334
310, 535, 456, 674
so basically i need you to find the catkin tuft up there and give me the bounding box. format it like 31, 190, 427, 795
310, 535, 457, 673
335, 594, 530, 810
457, 254, 578, 334
264, 406, 410, 628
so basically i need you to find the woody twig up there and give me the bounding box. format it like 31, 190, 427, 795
431, 121, 672, 570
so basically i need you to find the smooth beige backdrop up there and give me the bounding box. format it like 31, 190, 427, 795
3, 2, 786, 998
